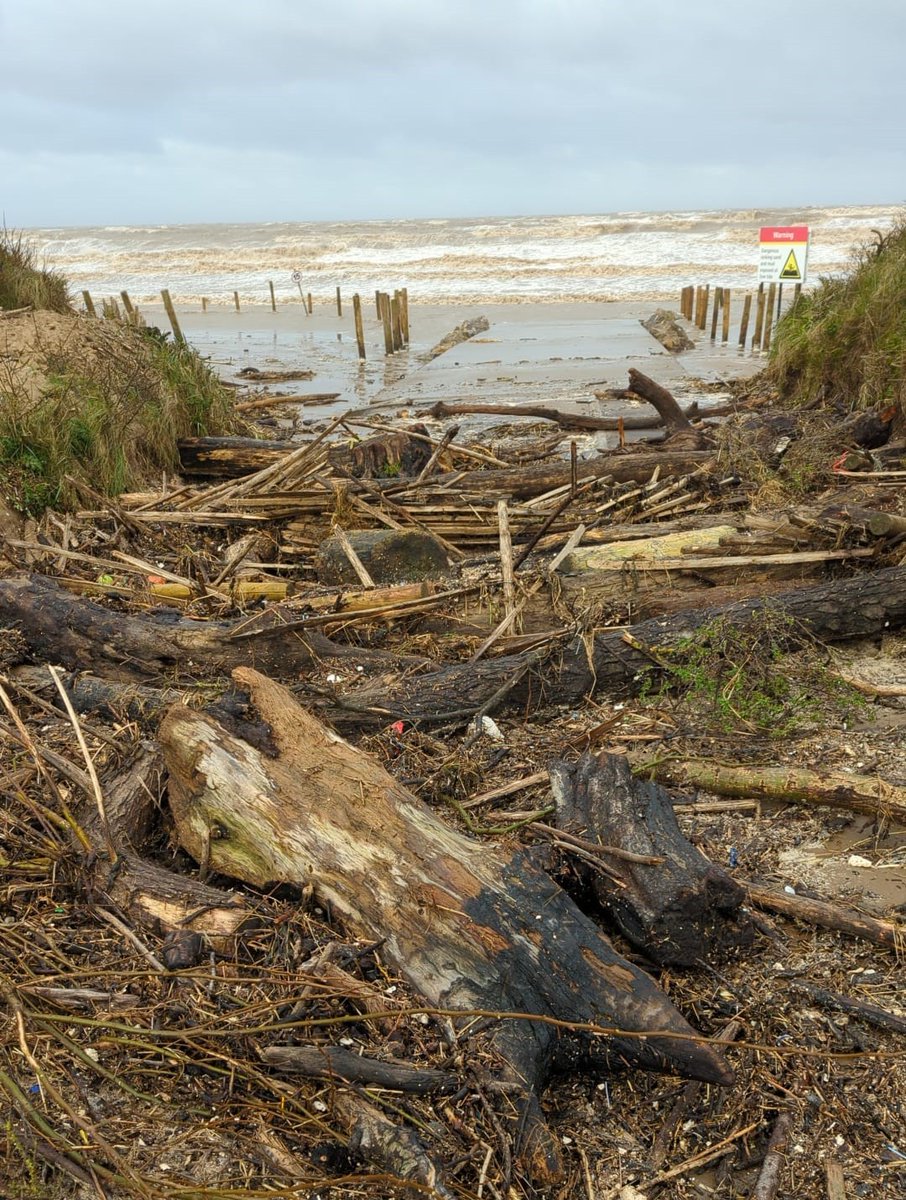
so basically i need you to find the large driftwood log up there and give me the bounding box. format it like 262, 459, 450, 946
0, 575, 429, 684
160, 668, 732, 1183
425, 399, 713, 433
549, 753, 753, 966
335, 566, 906, 722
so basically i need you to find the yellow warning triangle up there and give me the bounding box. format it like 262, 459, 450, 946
780, 249, 801, 280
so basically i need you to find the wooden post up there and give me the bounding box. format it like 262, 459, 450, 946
794, 283, 802, 305
120, 291, 135, 321
694, 286, 704, 327
721, 288, 731, 344
738, 294, 752, 347
700, 284, 710, 330
400, 287, 410, 346
710, 287, 721, 341
379, 293, 394, 356
268, 281, 276, 312
752, 284, 766, 350
306, 292, 313, 315
160, 289, 186, 345
335, 286, 342, 317
390, 293, 403, 351
776, 282, 783, 324
233, 291, 240, 313
762, 283, 777, 351
201, 296, 208, 312
81, 290, 97, 317
352, 293, 366, 361
375, 289, 382, 320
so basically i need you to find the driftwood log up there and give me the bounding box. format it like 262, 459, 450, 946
425, 394, 715, 433
0, 575, 429, 684
160, 668, 732, 1183
550, 752, 754, 966
626, 369, 694, 435
639, 759, 906, 827
334, 565, 906, 722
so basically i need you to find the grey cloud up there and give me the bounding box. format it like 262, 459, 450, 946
1, 0, 904, 225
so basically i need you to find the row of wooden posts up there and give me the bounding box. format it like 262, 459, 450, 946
679, 281, 803, 352
80, 283, 410, 362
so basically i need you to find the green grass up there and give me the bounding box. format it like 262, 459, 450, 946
0, 229, 70, 313
643, 610, 866, 738
770, 217, 906, 417
0, 325, 237, 516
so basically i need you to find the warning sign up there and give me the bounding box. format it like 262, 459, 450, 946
759, 226, 809, 284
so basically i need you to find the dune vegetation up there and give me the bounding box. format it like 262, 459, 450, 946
0, 232, 236, 515
770, 217, 906, 421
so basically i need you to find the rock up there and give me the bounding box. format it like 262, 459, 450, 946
425, 316, 490, 361
317, 529, 452, 585
641, 309, 695, 353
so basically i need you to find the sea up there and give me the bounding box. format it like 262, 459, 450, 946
27, 204, 900, 308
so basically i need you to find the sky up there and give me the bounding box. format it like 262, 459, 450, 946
1, 0, 904, 227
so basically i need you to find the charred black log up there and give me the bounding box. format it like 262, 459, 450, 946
549, 752, 753, 967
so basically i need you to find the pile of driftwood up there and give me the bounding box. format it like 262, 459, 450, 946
1, 369, 905, 1199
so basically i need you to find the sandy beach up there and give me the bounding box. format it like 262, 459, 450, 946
141, 297, 765, 449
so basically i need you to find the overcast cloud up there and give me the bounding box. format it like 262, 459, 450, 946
1, 0, 903, 226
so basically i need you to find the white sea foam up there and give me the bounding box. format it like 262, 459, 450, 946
26, 205, 900, 306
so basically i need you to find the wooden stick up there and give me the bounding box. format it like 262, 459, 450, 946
825, 1161, 847, 1200
497, 500, 516, 622
307, 292, 313, 315
762, 283, 777, 350
787, 979, 906, 1036
721, 287, 731, 343
201, 296, 208, 312
262, 1045, 457, 1094
710, 286, 722, 340
469, 599, 526, 664
700, 284, 710, 330
380, 292, 393, 355
268, 280, 276, 312
332, 527, 376, 588
160, 289, 185, 345
352, 293, 366, 360
120, 291, 135, 321
641, 758, 906, 825
391, 292, 403, 351
81, 290, 97, 317
547, 524, 587, 573
753, 283, 766, 349
752, 1111, 793, 1200
739, 293, 752, 347
400, 287, 410, 345
414, 424, 460, 485
233, 290, 241, 312
335, 285, 342, 316
744, 882, 904, 951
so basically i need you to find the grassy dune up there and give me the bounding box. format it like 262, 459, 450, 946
771, 218, 906, 419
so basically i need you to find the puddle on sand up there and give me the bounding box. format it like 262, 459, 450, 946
778, 816, 906, 915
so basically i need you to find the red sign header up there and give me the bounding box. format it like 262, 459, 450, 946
760, 225, 809, 243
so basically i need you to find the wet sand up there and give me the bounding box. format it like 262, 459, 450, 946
141, 298, 765, 449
